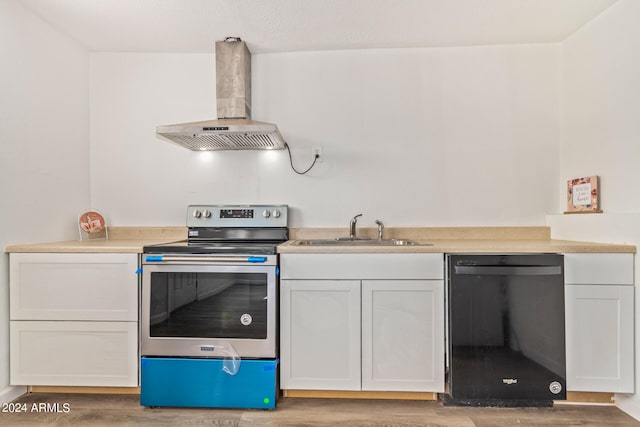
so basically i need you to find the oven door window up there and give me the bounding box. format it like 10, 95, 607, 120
149, 272, 268, 339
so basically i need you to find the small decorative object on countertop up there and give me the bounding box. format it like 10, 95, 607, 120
565, 175, 602, 214
78, 209, 108, 240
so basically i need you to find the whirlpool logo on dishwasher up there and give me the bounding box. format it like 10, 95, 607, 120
502, 378, 518, 385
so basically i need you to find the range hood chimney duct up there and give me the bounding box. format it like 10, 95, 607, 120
216, 36, 251, 120
156, 37, 286, 151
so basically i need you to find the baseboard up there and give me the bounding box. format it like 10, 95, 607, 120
29, 386, 140, 395
565, 391, 614, 404
283, 390, 437, 400
615, 394, 640, 421
0, 385, 27, 403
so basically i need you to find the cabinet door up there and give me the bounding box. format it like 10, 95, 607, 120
565, 284, 634, 392
10, 321, 138, 387
361, 280, 444, 392
10, 253, 139, 321
281, 280, 361, 390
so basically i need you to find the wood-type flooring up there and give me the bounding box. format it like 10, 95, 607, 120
1, 393, 639, 426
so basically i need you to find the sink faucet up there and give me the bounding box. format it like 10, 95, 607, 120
375, 220, 384, 240
349, 214, 363, 239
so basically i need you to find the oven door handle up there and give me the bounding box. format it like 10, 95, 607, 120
145, 255, 268, 263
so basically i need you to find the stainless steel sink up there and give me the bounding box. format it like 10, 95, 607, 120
293, 239, 432, 246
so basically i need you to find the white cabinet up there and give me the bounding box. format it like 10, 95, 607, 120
280, 280, 361, 390
9, 253, 139, 387
564, 253, 634, 393
362, 280, 443, 391
280, 253, 444, 393
10, 321, 138, 387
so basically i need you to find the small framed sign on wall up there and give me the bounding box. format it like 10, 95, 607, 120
565, 176, 602, 214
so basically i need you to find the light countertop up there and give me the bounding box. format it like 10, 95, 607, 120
4, 239, 182, 254
278, 226, 636, 254
4, 227, 186, 254
277, 238, 636, 254
5, 226, 636, 254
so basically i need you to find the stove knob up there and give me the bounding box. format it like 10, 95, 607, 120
193, 210, 202, 218
203, 209, 212, 218
262, 209, 271, 218
273, 209, 281, 218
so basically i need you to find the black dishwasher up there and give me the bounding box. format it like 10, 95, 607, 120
445, 254, 566, 407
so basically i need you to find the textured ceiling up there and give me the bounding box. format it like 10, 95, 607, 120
19, 0, 617, 53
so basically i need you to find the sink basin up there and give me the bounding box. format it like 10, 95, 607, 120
293, 239, 432, 247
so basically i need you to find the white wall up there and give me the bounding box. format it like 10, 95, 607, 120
559, 1, 640, 214
90, 44, 561, 227
546, 0, 640, 419
0, 0, 90, 401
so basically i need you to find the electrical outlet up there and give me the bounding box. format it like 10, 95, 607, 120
312, 146, 323, 162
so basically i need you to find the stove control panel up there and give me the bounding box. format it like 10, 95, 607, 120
187, 205, 288, 228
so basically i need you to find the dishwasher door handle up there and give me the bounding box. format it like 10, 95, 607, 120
453, 265, 562, 276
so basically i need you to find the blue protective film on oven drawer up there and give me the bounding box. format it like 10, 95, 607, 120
140, 357, 278, 409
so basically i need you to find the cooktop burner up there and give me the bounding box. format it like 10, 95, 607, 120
143, 240, 283, 255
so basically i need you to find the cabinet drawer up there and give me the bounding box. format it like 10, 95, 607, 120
564, 253, 634, 285
281, 253, 444, 280
10, 320, 138, 387
10, 253, 139, 321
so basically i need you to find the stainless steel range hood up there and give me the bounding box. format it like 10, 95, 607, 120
156, 38, 286, 151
